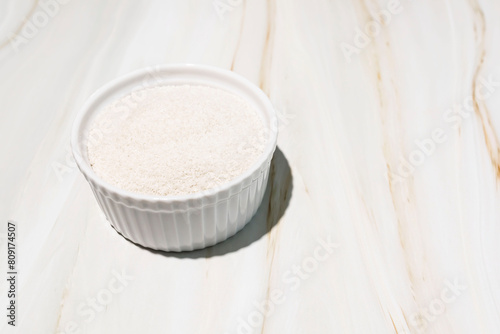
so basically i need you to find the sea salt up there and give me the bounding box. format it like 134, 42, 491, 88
87, 85, 266, 196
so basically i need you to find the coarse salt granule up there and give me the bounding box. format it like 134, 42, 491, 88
87, 85, 267, 196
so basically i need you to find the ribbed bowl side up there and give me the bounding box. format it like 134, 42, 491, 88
86, 156, 272, 252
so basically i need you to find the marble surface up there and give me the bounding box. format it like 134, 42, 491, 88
1, 0, 500, 333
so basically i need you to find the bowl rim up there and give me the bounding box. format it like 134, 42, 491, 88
71, 63, 278, 204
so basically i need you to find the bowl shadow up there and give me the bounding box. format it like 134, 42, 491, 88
126, 146, 293, 259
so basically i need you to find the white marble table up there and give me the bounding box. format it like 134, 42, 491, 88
1, 0, 499, 333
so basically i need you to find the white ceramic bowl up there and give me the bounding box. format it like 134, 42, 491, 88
71, 64, 278, 252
